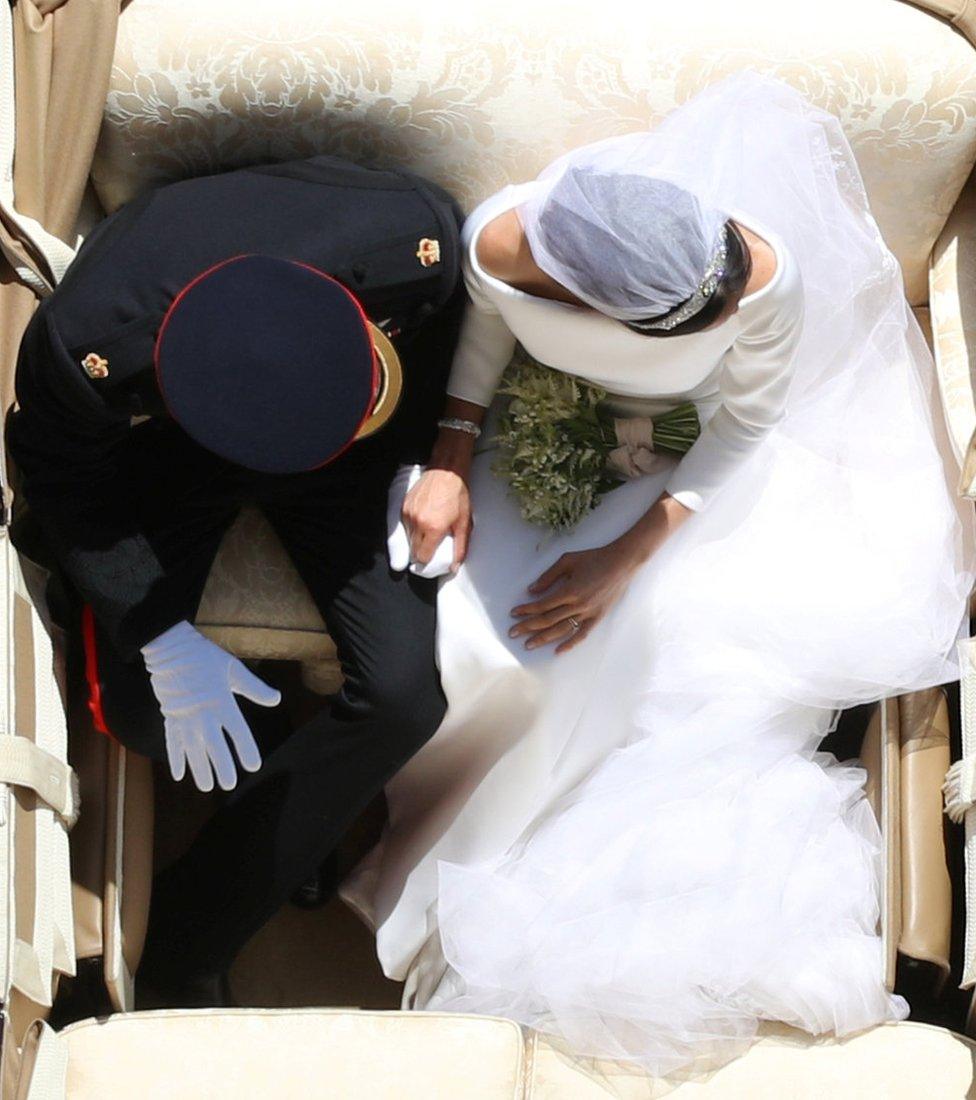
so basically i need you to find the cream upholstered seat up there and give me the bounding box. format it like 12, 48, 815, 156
92, 0, 976, 681
14, 1011, 976, 1099
193, 508, 341, 694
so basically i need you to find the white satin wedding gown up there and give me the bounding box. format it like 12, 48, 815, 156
344, 74, 976, 1076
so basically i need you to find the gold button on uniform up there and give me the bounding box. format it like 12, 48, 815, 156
416, 238, 441, 268
81, 353, 110, 379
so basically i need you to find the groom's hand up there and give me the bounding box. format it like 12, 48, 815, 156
141, 621, 281, 791
400, 410, 481, 571
402, 467, 472, 570
388, 465, 456, 577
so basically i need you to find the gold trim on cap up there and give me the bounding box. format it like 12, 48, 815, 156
355, 322, 404, 439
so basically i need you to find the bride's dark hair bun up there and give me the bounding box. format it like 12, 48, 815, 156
633, 221, 752, 338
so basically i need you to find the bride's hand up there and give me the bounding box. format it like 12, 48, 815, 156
402, 467, 472, 569
509, 540, 644, 654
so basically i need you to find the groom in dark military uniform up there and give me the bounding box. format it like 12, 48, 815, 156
6, 154, 463, 1003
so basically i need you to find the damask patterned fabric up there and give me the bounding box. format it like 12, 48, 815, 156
192, 507, 341, 681
96, 0, 976, 304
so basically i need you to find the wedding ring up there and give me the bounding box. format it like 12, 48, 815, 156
567, 615, 581, 633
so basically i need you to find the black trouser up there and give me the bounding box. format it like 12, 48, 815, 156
80, 422, 446, 978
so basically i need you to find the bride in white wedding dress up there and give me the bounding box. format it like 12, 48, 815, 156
347, 72, 976, 1076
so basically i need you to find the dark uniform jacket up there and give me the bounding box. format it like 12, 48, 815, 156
7, 155, 462, 657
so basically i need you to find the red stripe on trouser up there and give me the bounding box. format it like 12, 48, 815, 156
82, 604, 116, 740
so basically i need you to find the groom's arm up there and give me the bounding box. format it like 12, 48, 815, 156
8, 309, 181, 658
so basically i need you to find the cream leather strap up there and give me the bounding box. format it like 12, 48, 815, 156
0, 736, 79, 830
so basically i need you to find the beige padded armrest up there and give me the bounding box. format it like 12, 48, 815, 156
101, 747, 153, 1012
930, 167, 976, 492
68, 703, 154, 1013
898, 688, 952, 981
861, 693, 952, 990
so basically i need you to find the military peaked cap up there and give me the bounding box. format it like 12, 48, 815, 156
154, 254, 401, 473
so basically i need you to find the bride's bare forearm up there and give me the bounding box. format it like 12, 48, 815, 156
429, 396, 487, 477
614, 491, 693, 568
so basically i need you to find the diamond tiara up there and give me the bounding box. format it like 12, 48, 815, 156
629, 227, 730, 333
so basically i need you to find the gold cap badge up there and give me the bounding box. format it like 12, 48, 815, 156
416, 238, 441, 268
81, 353, 109, 379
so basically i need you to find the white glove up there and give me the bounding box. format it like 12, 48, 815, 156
386, 464, 455, 579
141, 620, 281, 792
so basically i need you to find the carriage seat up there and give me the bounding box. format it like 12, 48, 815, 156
193, 508, 341, 695
14, 1011, 976, 1099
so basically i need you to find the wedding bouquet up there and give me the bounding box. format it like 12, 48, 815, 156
493, 351, 700, 532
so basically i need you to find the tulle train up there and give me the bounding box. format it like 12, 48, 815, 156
433, 697, 907, 1077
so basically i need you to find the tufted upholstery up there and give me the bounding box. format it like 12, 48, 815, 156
93, 0, 976, 667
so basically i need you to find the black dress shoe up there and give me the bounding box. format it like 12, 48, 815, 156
289, 850, 339, 910
136, 964, 234, 1010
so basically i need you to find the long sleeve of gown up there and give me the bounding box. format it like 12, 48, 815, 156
664, 294, 804, 512
446, 276, 517, 408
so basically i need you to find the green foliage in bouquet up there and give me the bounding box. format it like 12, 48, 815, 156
493, 350, 699, 532
493, 354, 617, 532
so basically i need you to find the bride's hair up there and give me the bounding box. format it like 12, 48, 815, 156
629, 221, 752, 339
